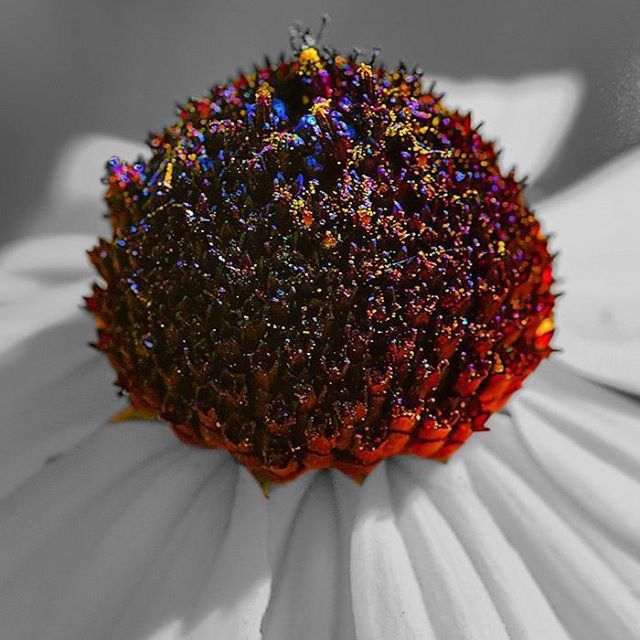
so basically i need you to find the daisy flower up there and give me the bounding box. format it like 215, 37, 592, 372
1, 44, 639, 640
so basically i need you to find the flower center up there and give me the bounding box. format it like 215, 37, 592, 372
87, 45, 555, 485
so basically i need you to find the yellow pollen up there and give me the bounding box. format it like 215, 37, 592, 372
256, 83, 272, 101
298, 47, 323, 74
358, 62, 373, 78
163, 161, 174, 189
535, 316, 554, 337
311, 98, 331, 118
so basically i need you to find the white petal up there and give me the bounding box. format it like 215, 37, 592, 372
0, 234, 94, 284
515, 414, 640, 550
39, 452, 220, 640
433, 72, 583, 185
388, 462, 509, 640
185, 469, 271, 640
537, 146, 640, 393
399, 451, 570, 640
0, 272, 40, 304
0, 233, 103, 493
514, 365, 640, 552
0, 423, 179, 583
109, 457, 241, 640
0, 437, 270, 640
520, 361, 640, 476
0, 312, 115, 497
0, 432, 194, 638
509, 362, 640, 596
262, 472, 340, 640
350, 465, 437, 640
0, 280, 89, 354
465, 443, 640, 639
27, 134, 147, 236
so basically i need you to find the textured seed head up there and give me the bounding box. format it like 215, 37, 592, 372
87, 45, 555, 484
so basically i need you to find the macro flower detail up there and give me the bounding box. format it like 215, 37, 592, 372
3, 45, 640, 637
87, 45, 555, 484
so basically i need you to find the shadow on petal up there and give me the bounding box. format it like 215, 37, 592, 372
0, 312, 116, 497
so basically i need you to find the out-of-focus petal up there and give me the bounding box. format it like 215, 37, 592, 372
0, 311, 114, 498
0, 278, 89, 353
0, 233, 102, 494
536, 146, 640, 394
433, 73, 583, 186
0, 234, 94, 282
25, 134, 147, 237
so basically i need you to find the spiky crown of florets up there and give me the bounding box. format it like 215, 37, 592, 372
87, 43, 555, 485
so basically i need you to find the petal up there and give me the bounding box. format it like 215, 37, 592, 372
0, 234, 94, 285
0, 272, 40, 306
0, 312, 115, 498
398, 451, 571, 640
262, 472, 341, 640
27, 134, 147, 237
0, 424, 271, 640
0, 234, 106, 495
109, 458, 241, 640
0, 279, 90, 354
0, 428, 190, 637
537, 146, 640, 394
350, 465, 437, 640
183, 469, 271, 640
388, 462, 510, 640
258, 474, 360, 639
510, 361, 640, 596
464, 396, 640, 639
433, 72, 583, 187
519, 361, 640, 482
0, 233, 93, 314
0, 423, 180, 584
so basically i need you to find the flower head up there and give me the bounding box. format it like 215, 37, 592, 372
87, 46, 555, 484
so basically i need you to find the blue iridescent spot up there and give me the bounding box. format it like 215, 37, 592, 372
306, 157, 322, 171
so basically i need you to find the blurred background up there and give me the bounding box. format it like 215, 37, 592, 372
2, 0, 640, 245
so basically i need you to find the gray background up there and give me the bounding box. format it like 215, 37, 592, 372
2, 0, 640, 243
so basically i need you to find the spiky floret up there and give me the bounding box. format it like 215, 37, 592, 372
87, 46, 555, 484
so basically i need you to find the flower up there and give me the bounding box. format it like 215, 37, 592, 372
86, 48, 555, 485
1, 66, 639, 640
